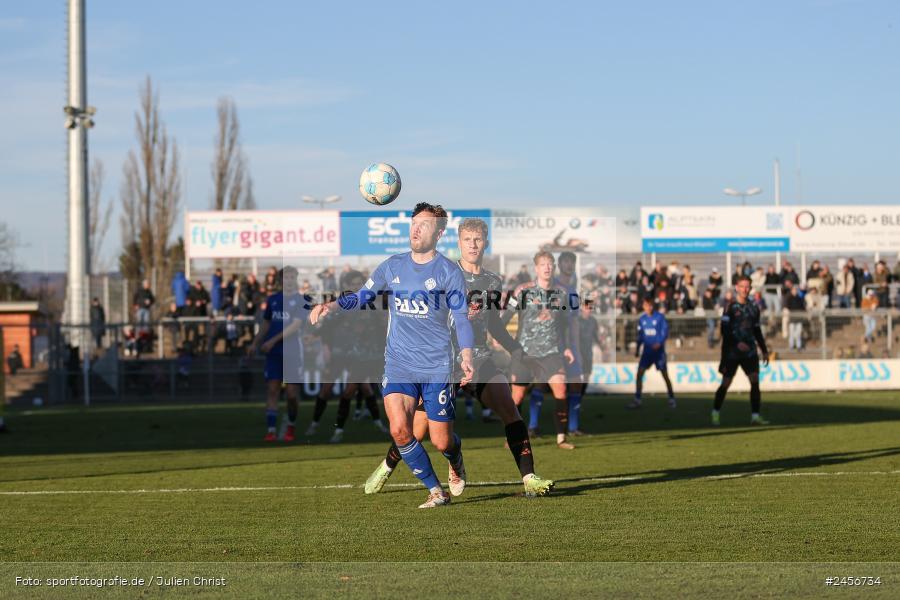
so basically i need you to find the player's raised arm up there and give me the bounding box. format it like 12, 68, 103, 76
346, 261, 389, 309
485, 306, 523, 355
312, 262, 388, 324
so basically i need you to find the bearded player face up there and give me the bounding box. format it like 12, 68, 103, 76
409, 211, 443, 253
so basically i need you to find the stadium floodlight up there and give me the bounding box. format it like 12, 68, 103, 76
302, 195, 342, 209
723, 187, 762, 206
62, 104, 97, 130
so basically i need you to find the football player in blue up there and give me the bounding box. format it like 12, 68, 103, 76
629, 296, 676, 409
555, 251, 585, 435
310, 203, 474, 508
364, 217, 555, 498
248, 266, 309, 442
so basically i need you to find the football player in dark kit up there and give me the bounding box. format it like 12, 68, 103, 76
506, 251, 578, 450
712, 275, 770, 426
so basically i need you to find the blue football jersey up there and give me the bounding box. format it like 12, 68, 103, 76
637, 311, 669, 348
553, 274, 580, 311
263, 291, 308, 357
353, 252, 472, 377
552, 274, 579, 345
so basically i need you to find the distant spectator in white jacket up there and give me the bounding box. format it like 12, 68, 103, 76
834, 264, 855, 308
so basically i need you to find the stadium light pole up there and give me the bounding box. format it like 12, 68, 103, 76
774, 159, 782, 273
302, 195, 342, 210
723, 187, 762, 207
66, 0, 97, 406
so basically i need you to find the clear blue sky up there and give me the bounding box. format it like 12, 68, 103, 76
1, 0, 899, 270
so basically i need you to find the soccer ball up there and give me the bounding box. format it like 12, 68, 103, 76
359, 163, 401, 205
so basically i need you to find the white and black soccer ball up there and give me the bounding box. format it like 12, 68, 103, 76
359, 163, 401, 206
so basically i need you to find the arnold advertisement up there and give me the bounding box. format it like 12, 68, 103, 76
491, 209, 619, 255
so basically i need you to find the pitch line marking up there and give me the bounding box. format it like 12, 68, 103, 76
0, 470, 898, 496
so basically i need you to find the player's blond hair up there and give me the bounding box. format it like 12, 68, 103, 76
533, 250, 555, 265
458, 218, 489, 238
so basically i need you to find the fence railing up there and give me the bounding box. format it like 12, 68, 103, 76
614, 308, 896, 361
2, 307, 897, 405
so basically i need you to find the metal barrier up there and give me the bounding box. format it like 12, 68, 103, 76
615, 308, 896, 362
2, 308, 896, 405
861, 282, 900, 308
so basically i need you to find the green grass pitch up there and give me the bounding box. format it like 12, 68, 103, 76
1, 391, 898, 597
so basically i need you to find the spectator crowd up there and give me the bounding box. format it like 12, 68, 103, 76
96, 255, 898, 359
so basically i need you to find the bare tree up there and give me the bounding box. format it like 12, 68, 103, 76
0, 222, 18, 277
89, 159, 112, 273
243, 175, 256, 210
0, 221, 27, 301
211, 97, 255, 211
118, 76, 182, 298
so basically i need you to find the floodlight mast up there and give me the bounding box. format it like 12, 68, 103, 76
66, 0, 91, 333
723, 187, 762, 207
65, 0, 98, 406
302, 195, 342, 210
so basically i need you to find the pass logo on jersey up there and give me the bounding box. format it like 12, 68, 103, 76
394, 297, 429, 317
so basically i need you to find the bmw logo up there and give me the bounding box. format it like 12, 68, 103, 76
569, 218, 581, 229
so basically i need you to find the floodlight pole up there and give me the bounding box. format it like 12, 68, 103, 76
302, 195, 342, 210
723, 187, 762, 207
66, 0, 90, 329
66, 0, 93, 405
774, 159, 782, 273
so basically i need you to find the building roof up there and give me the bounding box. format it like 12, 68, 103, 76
0, 301, 42, 314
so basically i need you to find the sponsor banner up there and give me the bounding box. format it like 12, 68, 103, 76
491, 209, 619, 255
790, 205, 900, 252
615, 208, 642, 254
587, 359, 899, 393
339, 209, 492, 257
641, 207, 790, 253
643, 237, 789, 253
185, 211, 340, 258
